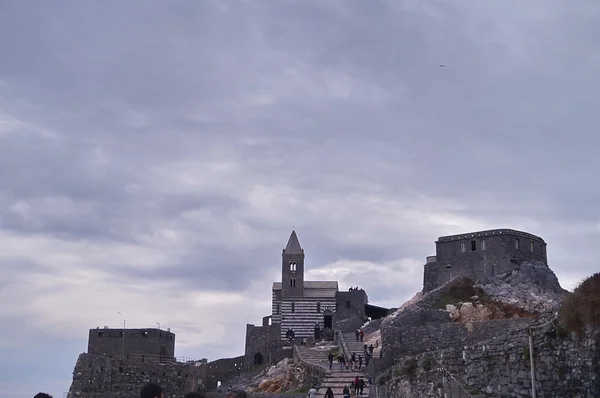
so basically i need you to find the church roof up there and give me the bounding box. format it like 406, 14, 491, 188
272, 281, 338, 290
284, 230, 303, 254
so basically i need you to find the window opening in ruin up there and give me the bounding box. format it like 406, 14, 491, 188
120, 331, 124, 337
290, 261, 296, 271
143, 331, 148, 337
515, 238, 520, 249
217, 381, 222, 388
317, 301, 321, 313
254, 352, 264, 365
97, 331, 104, 337
481, 239, 486, 250
530, 241, 534, 252
291, 302, 295, 313
470, 240, 476, 251
460, 242, 466, 253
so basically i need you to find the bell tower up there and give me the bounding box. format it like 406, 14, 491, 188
282, 230, 305, 298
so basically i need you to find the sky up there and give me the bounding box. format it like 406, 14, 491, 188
1, 0, 599, 397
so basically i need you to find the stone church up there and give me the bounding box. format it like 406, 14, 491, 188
244, 231, 390, 368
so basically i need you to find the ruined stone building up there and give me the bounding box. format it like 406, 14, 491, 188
422, 228, 548, 292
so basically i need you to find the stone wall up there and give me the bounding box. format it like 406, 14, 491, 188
87, 328, 175, 360
380, 297, 532, 369
67, 353, 206, 398
293, 345, 327, 387
424, 229, 548, 292
244, 322, 283, 369
378, 322, 600, 398
206, 356, 246, 390
335, 290, 368, 333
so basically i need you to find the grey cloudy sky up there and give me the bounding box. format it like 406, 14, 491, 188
1, 0, 599, 396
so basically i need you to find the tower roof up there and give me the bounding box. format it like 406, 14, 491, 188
284, 230, 303, 254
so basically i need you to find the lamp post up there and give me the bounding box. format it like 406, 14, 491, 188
118, 312, 126, 358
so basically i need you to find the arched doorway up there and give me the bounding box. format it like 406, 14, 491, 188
323, 310, 333, 329
286, 329, 295, 344
253, 352, 264, 365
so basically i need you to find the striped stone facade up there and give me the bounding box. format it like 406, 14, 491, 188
272, 287, 337, 340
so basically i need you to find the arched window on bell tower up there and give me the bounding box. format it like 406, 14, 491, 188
290, 261, 296, 272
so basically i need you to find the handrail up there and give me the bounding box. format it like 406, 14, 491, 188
335, 330, 351, 361
430, 356, 474, 398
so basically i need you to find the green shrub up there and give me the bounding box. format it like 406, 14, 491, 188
560, 272, 600, 333
435, 278, 486, 309
421, 357, 435, 372
394, 357, 418, 378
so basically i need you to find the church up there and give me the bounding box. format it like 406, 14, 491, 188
244, 231, 390, 367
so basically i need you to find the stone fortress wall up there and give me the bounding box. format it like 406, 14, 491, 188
87, 327, 175, 360
379, 320, 600, 397
69, 327, 246, 397
423, 229, 548, 292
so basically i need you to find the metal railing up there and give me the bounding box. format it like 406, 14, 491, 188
429, 356, 474, 398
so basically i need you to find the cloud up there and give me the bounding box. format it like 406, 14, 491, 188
1, 1, 600, 397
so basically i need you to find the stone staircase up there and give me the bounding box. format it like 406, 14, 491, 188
343, 333, 376, 368
296, 344, 370, 397
317, 369, 370, 397
295, 345, 333, 370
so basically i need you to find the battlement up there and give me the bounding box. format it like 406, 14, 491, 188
423, 228, 548, 292
436, 228, 545, 244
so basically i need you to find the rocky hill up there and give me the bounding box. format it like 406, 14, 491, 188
361, 261, 600, 397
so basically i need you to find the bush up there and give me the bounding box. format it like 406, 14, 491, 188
559, 272, 600, 333
435, 278, 486, 309
421, 357, 435, 372
394, 358, 418, 378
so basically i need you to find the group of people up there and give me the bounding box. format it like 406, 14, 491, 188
327, 348, 375, 372
313, 375, 367, 398
33, 383, 248, 398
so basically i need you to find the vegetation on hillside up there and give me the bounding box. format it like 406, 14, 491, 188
435, 278, 485, 309
560, 272, 600, 333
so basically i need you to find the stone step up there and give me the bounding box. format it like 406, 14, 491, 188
317, 386, 368, 397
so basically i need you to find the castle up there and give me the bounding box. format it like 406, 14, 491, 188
67, 227, 551, 397
422, 228, 548, 292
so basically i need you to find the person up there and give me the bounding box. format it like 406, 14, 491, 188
308, 386, 317, 398
140, 383, 163, 398
225, 390, 247, 398
357, 378, 365, 396
184, 393, 205, 398
328, 352, 334, 369
355, 329, 360, 341
353, 376, 359, 395
34, 394, 53, 398
342, 385, 350, 398
324, 387, 334, 398
358, 355, 363, 370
